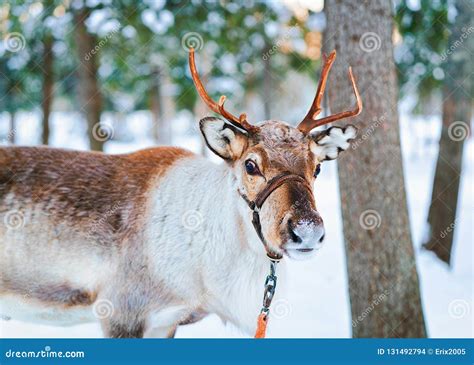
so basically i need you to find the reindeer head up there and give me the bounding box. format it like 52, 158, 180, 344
190, 49, 362, 260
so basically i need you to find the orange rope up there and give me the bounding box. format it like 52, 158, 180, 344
254, 312, 268, 338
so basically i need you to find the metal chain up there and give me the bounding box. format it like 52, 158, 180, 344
260, 258, 279, 316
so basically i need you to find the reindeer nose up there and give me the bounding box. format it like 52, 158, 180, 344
287, 219, 303, 243
287, 218, 325, 246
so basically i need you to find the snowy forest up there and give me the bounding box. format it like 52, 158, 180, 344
0, 0, 472, 338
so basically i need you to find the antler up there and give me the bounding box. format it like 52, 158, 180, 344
297, 50, 362, 134
189, 48, 259, 133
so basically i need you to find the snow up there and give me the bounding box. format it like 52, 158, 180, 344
399, 111, 473, 339
0, 108, 472, 338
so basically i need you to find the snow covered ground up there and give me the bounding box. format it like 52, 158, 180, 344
0, 109, 472, 338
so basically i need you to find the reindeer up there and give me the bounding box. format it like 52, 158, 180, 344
0, 49, 361, 338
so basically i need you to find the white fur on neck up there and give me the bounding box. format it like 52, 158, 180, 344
145, 156, 288, 335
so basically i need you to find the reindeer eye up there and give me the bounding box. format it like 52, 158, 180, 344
314, 164, 321, 178
245, 160, 259, 175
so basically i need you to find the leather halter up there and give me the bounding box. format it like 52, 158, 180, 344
239, 173, 314, 260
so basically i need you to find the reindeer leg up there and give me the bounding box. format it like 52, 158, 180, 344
144, 324, 177, 338
101, 318, 146, 338
179, 310, 208, 326
97, 295, 147, 338
143, 305, 192, 338
144, 311, 208, 338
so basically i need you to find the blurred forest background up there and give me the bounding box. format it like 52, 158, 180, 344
0, 0, 472, 338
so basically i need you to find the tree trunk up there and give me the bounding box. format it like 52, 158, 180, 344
325, 0, 426, 337
8, 111, 15, 144
75, 8, 104, 151
41, 34, 54, 145
423, 0, 472, 265
263, 44, 272, 120
150, 66, 170, 144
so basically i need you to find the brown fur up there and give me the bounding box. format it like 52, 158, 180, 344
0, 146, 194, 244
0, 146, 194, 336
105, 321, 146, 338
233, 122, 320, 249
244, 122, 318, 191
1, 277, 96, 307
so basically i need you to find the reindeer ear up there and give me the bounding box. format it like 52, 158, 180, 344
310, 125, 357, 161
199, 117, 248, 160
